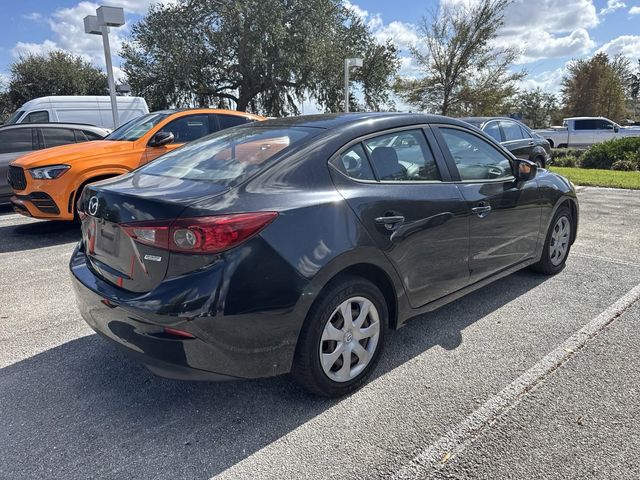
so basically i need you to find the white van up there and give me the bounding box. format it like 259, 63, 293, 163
4, 96, 149, 130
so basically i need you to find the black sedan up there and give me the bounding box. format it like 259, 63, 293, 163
461, 117, 551, 168
70, 113, 578, 397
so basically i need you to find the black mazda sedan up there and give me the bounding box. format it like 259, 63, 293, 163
70, 113, 578, 397
461, 117, 551, 168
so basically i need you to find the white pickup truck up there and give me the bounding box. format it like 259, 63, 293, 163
534, 117, 640, 148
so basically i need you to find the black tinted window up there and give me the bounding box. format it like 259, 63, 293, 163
363, 130, 440, 181
216, 114, 252, 131
574, 119, 596, 130
0, 128, 34, 154
595, 119, 614, 130
41, 128, 76, 148
82, 130, 105, 140
159, 115, 210, 143
483, 122, 502, 142
23, 111, 49, 123
500, 121, 523, 141
439, 128, 512, 181
334, 144, 375, 180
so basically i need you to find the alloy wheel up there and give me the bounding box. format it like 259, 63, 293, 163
549, 215, 571, 266
319, 296, 381, 382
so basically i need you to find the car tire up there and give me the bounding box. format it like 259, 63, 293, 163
534, 156, 545, 168
291, 276, 387, 397
530, 205, 573, 275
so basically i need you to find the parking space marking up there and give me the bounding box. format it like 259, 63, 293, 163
571, 252, 640, 269
392, 282, 640, 480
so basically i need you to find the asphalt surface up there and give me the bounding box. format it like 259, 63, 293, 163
0, 186, 639, 479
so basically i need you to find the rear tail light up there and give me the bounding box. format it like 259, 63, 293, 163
163, 327, 196, 339
121, 212, 278, 254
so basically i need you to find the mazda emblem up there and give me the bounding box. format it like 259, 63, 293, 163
88, 196, 99, 216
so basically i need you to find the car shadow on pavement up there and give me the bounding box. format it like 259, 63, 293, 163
0, 270, 547, 479
0, 219, 80, 254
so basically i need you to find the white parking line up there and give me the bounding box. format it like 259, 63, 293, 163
392, 282, 640, 480
571, 252, 640, 269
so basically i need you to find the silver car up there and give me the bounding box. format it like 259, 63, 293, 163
1, 123, 109, 204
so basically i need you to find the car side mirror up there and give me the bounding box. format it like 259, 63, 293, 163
513, 158, 537, 182
614, 125, 619, 133
149, 131, 174, 147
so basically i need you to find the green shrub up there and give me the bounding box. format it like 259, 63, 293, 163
611, 153, 639, 171
550, 149, 583, 167
581, 137, 640, 170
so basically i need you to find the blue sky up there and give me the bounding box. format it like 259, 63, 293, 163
0, 0, 639, 102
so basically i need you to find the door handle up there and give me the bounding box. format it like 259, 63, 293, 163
528, 141, 534, 146
375, 215, 405, 230
471, 204, 492, 218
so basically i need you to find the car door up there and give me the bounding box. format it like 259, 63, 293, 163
330, 127, 471, 308
0, 127, 37, 200
499, 120, 532, 160
143, 114, 211, 164
593, 119, 616, 143
571, 119, 595, 147
433, 125, 541, 282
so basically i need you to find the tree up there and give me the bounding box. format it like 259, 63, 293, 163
394, 0, 523, 116
629, 59, 640, 120
515, 88, 558, 128
6, 51, 108, 110
121, 0, 399, 115
561, 53, 628, 122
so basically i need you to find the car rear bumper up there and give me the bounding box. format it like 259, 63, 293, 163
69, 243, 301, 380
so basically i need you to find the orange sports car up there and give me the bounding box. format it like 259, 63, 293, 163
8, 109, 264, 221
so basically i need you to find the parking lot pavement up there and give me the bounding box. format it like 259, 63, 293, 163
0, 187, 639, 480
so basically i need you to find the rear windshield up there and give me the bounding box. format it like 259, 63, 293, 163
105, 113, 169, 141
138, 126, 318, 185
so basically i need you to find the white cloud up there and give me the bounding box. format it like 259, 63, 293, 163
343, 0, 368, 20
10, 0, 176, 81
600, 0, 626, 15
373, 20, 419, 50
517, 67, 566, 94
630, 6, 640, 14
22, 12, 43, 21
597, 35, 640, 57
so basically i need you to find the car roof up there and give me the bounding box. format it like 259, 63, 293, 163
0, 122, 109, 132
258, 112, 471, 130
151, 108, 264, 119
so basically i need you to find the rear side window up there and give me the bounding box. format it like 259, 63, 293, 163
574, 119, 596, 130
333, 144, 375, 180
500, 121, 524, 141
483, 122, 502, 142
519, 125, 532, 138
159, 114, 210, 143
363, 129, 440, 181
439, 128, 512, 181
81, 130, 105, 140
23, 111, 50, 123
139, 126, 317, 186
41, 128, 76, 148
216, 114, 253, 131
0, 128, 35, 154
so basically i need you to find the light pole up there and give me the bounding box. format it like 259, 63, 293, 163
344, 58, 363, 113
84, 6, 125, 129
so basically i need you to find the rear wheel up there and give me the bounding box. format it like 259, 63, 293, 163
292, 276, 387, 397
531, 206, 572, 275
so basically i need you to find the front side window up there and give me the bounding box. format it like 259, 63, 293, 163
500, 121, 524, 141
23, 111, 50, 123
0, 128, 34, 154
5, 110, 24, 124
595, 119, 614, 130
362, 130, 440, 181
105, 113, 169, 141
483, 122, 502, 142
41, 128, 76, 148
439, 128, 512, 181
139, 126, 318, 186
333, 144, 375, 180
158, 114, 210, 143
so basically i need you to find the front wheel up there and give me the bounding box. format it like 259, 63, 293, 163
530, 206, 573, 275
292, 276, 387, 397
